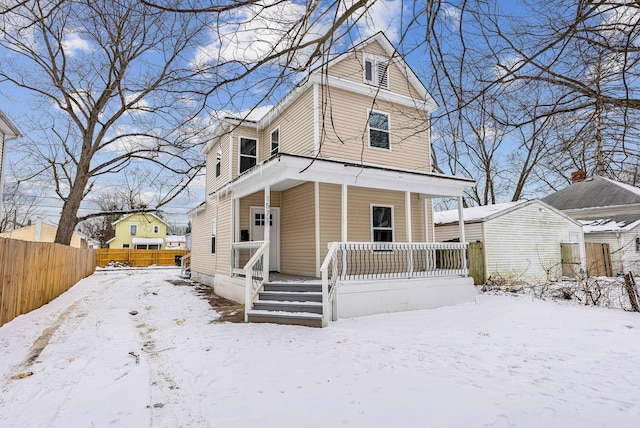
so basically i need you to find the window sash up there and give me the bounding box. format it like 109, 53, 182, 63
271, 129, 279, 156
372, 205, 393, 242
130, 225, 137, 236
239, 137, 257, 173
368, 111, 390, 149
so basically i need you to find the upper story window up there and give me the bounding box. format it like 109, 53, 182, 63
215, 148, 222, 177
130, 224, 137, 236
153, 225, 159, 234
364, 54, 389, 89
368, 110, 390, 150
239, 137, 257, 173
270, 128, 280, 157
372, 205, 393, 242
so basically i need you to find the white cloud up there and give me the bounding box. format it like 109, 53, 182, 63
62, 30, 92, 56
353, 0, 403, 43
192, 0, 328, 71
441, 5, 461, 25
494, 54, 524, 80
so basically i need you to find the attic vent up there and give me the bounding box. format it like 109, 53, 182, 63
364, 54, 389, 89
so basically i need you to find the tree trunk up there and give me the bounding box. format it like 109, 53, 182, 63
55, 168, 91, 245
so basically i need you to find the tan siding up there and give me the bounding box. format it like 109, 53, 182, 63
189, 204, 216, 277
267, 89, 315, 157
410, 193, 426, 242
205, 135, 233, 195
347, 187, 406, 242
215, 194, 232, 275
319, 183, 342, 262
280, 183, 316, 276
318, 87, 430, 170
327, 40, 424, 99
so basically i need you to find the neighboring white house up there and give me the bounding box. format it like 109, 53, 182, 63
0, 110, 21, 218
543, 174, 640, 276
434, 200, 585, 284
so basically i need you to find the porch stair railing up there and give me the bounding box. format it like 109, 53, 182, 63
241, 241, 269, 322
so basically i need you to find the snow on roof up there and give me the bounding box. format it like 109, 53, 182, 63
166, 235, 186, 242
434, 201, 526, 225
223, 105, 273, 122
131, 237, 164, 245
580, 218, 640, 233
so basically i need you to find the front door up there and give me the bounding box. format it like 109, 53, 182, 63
250, 207, 280, 271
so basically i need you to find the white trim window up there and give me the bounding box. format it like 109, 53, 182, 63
363, 54, 389, 89
371, 205, 393, 242
122, 243, 130, 249
270, 127, 280, 157
368, 110, 390, 150
153, 225, 159, 234
130, 224, 137, 236
211, 219, 217, 254
215, 148, 222, 177
239, 137, 257, 173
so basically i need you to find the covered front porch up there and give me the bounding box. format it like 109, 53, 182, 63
214, 154, 475, 326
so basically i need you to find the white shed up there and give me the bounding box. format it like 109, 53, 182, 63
434, 200, 585, 284
580, 218, 640, 276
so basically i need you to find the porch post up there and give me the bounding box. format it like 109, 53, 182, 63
341, 184, 347, 277
406, 191, 413, 274
341, 184, 347, 242
264, 185, 271, 281
405, 192, 412, 242
458, 196, 467, 272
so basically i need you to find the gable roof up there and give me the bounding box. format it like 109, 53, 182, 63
202, 32, 436, 155
542, 176, 640, 210
111, 212, 168, 227
434, 199, 579, 226
0, 110, 21, 139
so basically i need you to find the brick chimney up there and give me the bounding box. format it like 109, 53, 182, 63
571, 170, 587, 183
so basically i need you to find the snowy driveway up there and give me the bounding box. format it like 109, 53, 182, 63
1, 268, 640, 427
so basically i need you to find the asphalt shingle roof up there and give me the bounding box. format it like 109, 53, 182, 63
542, 176, 640, 210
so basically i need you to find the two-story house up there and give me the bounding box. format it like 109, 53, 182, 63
189, 32, 476, 326
107, 213, 168, 250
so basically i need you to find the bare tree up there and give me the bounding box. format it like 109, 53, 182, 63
0, 0, 381, 245
0, 181, 42, 232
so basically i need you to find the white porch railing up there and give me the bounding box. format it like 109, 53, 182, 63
235, 241, 269, 322
321, 242, 469, 325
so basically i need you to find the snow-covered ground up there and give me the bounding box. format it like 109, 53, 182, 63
1, 268, 640, 427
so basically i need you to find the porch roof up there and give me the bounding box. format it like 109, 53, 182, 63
211, 153, 475, 200
131, 237, 164, 245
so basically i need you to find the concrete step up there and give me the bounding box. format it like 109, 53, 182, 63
264, 282, 322, 293
247, 310, 323, 328
258, 291, 322, 302
253, 300, 323, 314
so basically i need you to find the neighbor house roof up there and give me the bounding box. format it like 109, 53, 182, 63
111, 212, 168, 227
580, 217, 640, 233
434, 199, 579, 226
0, 110, 21, 139
542, 176, 640, 210
434, 201, 525, 225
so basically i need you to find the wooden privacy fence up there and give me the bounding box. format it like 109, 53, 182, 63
0, 238, 96, 327
96, 249, 189, 268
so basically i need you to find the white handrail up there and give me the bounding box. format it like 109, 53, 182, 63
320, 242, 340, 327
243, 241, 269, 322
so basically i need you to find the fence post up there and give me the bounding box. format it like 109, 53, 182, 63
624, 272, 640, 312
